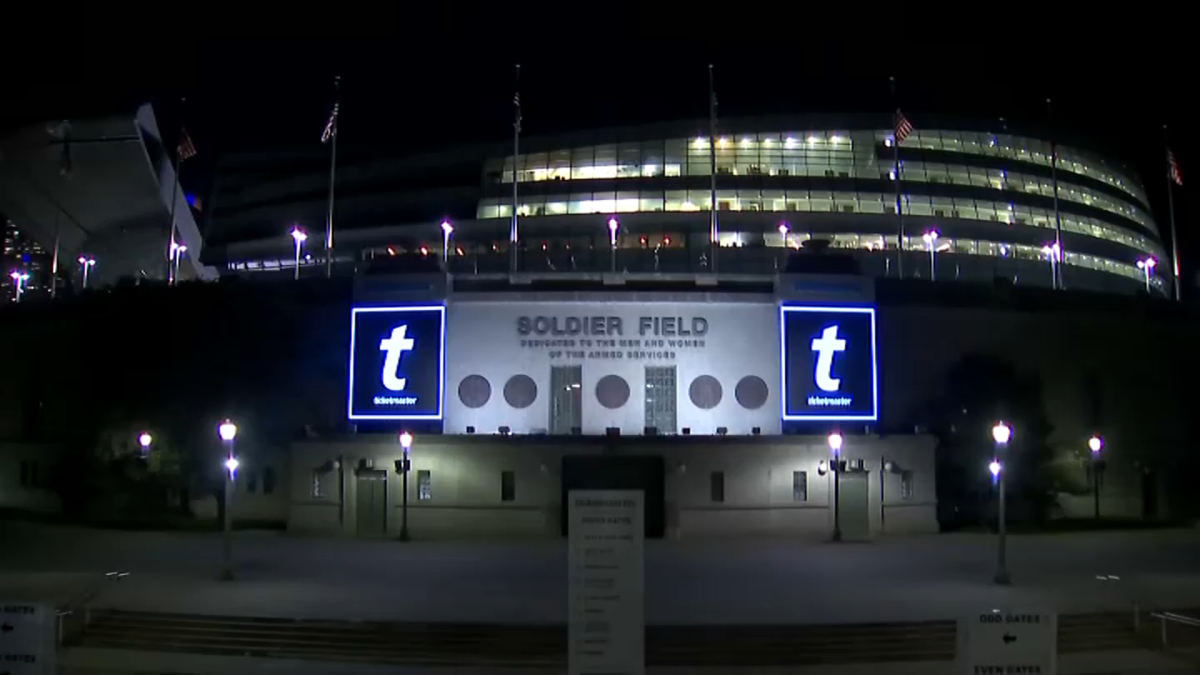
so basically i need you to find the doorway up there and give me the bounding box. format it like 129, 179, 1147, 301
356, 469, 388, 536
838, 472, 870, 539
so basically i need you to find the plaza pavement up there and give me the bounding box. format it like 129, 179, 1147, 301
2, 521, 1199, 625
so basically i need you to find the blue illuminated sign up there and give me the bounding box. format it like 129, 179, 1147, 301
780, 305, 878, 421
348, 305, 446, 420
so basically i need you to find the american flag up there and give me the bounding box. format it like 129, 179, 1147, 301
321, 103, 339, 144
894, 110, 913, 144
177, 127, 197, 162
1168, 148, 1183, 186
513, 92, 522, 133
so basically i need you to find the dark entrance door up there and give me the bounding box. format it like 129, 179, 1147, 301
561, 455, 665, 538
838, 472, 870, 540
356, 469, 388, 536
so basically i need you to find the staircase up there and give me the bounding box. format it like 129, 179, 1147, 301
75, 607, 1197, 667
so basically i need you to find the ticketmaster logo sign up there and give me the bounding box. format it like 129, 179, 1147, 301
348, 306, 446, 421
780, 306, 878, 421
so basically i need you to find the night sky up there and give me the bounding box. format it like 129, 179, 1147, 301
1, 27, 1192, 278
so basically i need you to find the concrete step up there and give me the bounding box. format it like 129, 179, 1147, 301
75, 607, 1200, 667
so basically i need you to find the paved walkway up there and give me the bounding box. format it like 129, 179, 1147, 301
2, 522, 1199, 625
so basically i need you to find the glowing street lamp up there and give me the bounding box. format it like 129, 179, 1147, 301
290, 227, 308, 280
1089, 435, 1103, 520
607, 217, 619, 272
138, 432, 153, 458
922, 230, 939, 281
10, 270, 29, 303
169, 242, 188, 285
77, 256, 96, 289
218, 419, 238, 580
828, 432, 844, 542
398, 431, 414, 541
991, 421, 1012, 585
1041, 243, 1061, 290
440, 220, 454, 265
1136, 257, 1157, 293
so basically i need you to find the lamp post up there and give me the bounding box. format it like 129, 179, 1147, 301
991, 421, 1012, 585
290, 227, 307, 280
169, 242, 188, 285
10, 271, 29, 303
922, 230, 939, 281
607, 218, 619, 272
440, 220, 454, 266
1089, 435, 1103, 520
138, 432, 153, 459
399, 431, 413, 541
1041, 243, 1061, 290
1136, 257, 1157, 294
828, 431, 843, 542
218, 419, 238, 581
77, 256, 95, 289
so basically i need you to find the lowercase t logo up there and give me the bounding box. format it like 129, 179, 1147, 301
810, 325, 846, 392
379, 325, 416, 391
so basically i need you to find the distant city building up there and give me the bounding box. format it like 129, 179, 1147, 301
4, 218, 52, 300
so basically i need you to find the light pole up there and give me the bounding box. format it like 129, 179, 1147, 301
10, 271, 29, 303
218, 419, 238, 581
290, 227, 307, 280
77, 256, 95, 289
922, 230, 939, 281
1041, 243, 1061, 289
138, 432, 153, 459
607, 217, 619, 272
1136, 257, 1157, 294
169, 242, 188, 285
828, 431, 843, 542
991, 421, 1012, 585
398, 431, 413, 541
440, 220, 454, 266
1089, 435, 1103, 520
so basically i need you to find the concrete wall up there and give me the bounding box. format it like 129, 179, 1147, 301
287, 435, 937, 539
190, 458, 290, 524
0, 443, 60, 513
445, 295, 782, 436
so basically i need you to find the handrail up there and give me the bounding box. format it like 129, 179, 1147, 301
1149, 611, 1200, 649
55, 571, 130, 646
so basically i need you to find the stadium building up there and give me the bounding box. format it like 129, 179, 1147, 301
3, 114, 1191, 539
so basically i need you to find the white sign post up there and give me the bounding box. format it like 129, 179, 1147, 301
0, 602, 55, 675
568, 490, 644, 675
961, 609, 1056, 675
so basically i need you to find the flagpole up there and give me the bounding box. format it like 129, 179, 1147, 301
708, 64, 719, 273
891, 77, 903, 278
324, 76, 340, 279
1165, 124, 1181, 302
1048, 97, 1064, 290
166, 99, 184, 285
509, 64, 522, 274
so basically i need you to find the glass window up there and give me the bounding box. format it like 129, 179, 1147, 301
710, 471, 725, 503
311, 469, 325, 498
665, 190, 687, 212
571, 146, 595, 180
644, 366, 677, 433
417, 470, 432, 501
550, 365, 583, 434
639, 192, 664, 213
793, 471, 807, 502
901, 471, 914, 500
501, 470, 516, 502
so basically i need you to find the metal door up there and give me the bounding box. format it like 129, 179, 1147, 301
838, 472, 870, 540
356, 470, 388, 536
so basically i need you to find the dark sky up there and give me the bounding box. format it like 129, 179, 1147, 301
1, 25, 1192, 274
